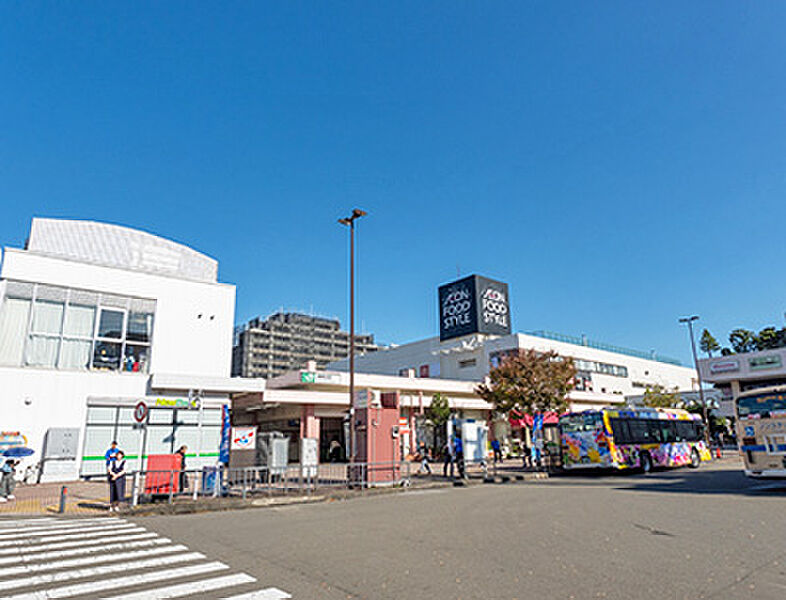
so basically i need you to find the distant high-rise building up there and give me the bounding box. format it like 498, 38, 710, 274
232, 311, 378, 379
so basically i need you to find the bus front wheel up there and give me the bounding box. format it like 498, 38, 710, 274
689, 449, 701, 469
639, 452, 652, 474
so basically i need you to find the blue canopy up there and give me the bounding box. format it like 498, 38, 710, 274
2, 447, 34, 458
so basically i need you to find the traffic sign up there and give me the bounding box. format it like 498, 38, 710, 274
134, 401, 149, 423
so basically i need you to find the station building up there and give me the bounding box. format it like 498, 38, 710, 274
0, 218, 262, 481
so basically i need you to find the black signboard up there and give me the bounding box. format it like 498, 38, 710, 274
438, 275, 511, 341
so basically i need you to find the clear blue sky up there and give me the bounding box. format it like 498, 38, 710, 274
2, 3, 786, 364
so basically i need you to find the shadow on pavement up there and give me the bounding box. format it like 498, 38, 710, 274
613, 466, 786, 497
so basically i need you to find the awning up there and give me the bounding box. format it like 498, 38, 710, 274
509, 411, 560, 428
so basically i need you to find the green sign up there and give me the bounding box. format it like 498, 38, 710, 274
749, 355, 782, 371
301, 372, 316, 383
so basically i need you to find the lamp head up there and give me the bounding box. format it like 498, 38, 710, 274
352, 208, 367, 219
338, 218, 351, 226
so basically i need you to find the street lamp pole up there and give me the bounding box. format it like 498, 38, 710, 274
339, 209, 367, 462
679, 315, 710, 444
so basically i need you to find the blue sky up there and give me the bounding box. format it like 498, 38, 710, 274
2, 3, 786, 364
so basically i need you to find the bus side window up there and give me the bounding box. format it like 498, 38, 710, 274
629, 420, 650, 444
610, 419, 631, 444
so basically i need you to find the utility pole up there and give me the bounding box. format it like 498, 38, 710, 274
339, 209, 367, 461
679, 315, 710, 444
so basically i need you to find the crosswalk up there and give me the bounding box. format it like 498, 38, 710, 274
0, 517, 291, 600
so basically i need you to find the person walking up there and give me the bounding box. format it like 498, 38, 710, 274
521, 444, 532, 469
442, 438, 455, 478
454, 435, 465, 479
0, 459, 18, 502
418, 441, 432, 475
108, 450, 127, 512
176, 445, 188, 492
491, 438, 503, 464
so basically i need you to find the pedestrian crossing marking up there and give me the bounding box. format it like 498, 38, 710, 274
101, 573, 257, 600
0, 525, 146, 548
221, 588, 293, 599
0, 532, 159, 556
0, 517, 292, 600
0, 551, 205, 593
0, 536, 170, 566
0, 544, 189, 578
4, 560, 229, 599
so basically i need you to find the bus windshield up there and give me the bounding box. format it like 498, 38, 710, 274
737, 392, 786, 418
560, 413, 602, 432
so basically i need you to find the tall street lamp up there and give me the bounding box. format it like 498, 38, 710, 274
339, 208, 367, 461
679, 315, 710, 444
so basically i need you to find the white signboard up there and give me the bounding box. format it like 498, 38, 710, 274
230, 427, 257, 451
301, 438, 318, 478
709, 360, 740, 374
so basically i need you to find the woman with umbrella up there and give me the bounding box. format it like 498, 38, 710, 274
0, 447, 33, 503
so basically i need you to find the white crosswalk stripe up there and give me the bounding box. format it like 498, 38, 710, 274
0, 532, 159, 556
101, 574, 257, 599
220, 589, 292, 599
0, 536, 170, 565
0, 517, 292, 600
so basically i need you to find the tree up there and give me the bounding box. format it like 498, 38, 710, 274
756, 327, 780, 350
426, 393, 451, 427
641, 384, 681, 409
699, 329, 720, 358
729, 329, 756, 354
475, 349, 576, 416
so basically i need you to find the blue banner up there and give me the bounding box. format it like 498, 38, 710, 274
533, 413, 544, 432
219, 404, 230, 464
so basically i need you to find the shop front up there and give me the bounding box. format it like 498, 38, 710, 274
81, 395, 228, 477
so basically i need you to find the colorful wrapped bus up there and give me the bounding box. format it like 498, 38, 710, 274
736, 385, 786, 478
560, 408, 712, 472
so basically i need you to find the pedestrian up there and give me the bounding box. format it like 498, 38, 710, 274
0, 459, 18, 502
491, 438, 503, 464
442, 438, 455, 478
418, 441, 432, 475
105, 441, 119, 468
328, 439, 343, 463
522, 444, 532, 469
454, 435, 465, 479
108, 450, 127, 512
176, 445, 189, 492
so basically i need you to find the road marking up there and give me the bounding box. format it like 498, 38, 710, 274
101, 573, 257, 600
0, 519, 58, 528
0, 544, 188, 578
0, 537, 170, 566
0, 519, 123, 535
5, 561, 229, 599
0, 532, 158, 556
0, 551, 205, 592
220, 588, 293, 599
0, 521, 133, 540
0, 526, 146, 548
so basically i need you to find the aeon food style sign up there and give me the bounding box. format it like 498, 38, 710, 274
438, 275, 511, 341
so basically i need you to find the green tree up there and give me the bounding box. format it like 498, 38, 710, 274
641, 384, 682, 409
756, 327, 780, 350
475, 349, 576, 416
699, 329, 720, 358
426, 393, 451, 427
729, 329, 756, 354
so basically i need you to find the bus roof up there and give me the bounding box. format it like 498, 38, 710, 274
561, 407, 700, 421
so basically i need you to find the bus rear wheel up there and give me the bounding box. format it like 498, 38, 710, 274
639, 452, 652, 474
689, 448, 701, 469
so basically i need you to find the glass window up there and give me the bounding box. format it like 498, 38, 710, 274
26, 335, 60, 367
628, 420, 652, 443
32, 300, 64, 335
63, 304, 95, 338
0, 297, 31, 366
126, 312, 153, 343
123, 344, 149, 373
97, 309, 124, 339
59, 339, 92, 370
610, 419, 632, 444
93, 340, 121, 370
737, 393, 786, 418
86, 406, 117, 424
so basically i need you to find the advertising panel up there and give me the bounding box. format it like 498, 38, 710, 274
438, 275, 511, 341
230, 426, 257, 451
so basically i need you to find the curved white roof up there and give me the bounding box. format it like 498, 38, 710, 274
27, 218, 218, 283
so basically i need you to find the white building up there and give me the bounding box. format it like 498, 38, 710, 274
1, 218, 262, 481
331, 331, 698, 412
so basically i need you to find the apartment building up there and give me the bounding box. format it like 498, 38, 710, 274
232, 312, 378, 379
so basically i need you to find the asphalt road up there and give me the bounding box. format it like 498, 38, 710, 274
135, 459, 786, 600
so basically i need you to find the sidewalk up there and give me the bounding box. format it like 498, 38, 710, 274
0, 479, 108, 516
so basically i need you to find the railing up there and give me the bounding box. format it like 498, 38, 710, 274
128, 461, 413, 507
